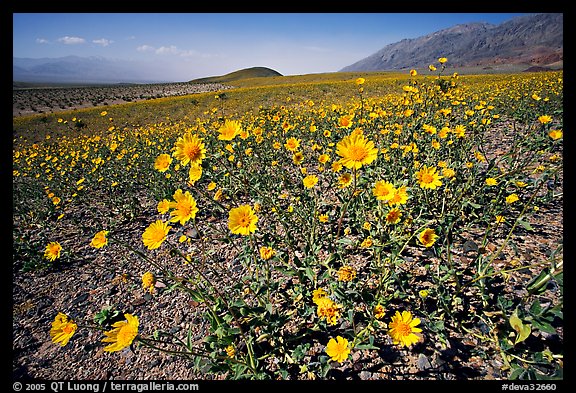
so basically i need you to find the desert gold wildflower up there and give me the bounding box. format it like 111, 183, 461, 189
415, 165, 443, 190
325, 336, 351, 363
312, 288, 328, 303
485, 178, 498, 186
90, 230, 109, 249
141, 272, 156, 293
549, 129, 562, 140
373, 180, 395, 202
102, 313, 139, 352
373, 304, 386, 319
319, 214, 329, 223
226, 345, 236, 358
284, 137, 301, 152
173, 133, 206, 167
355, 77, 365, 85
338, 173, 353, 188
386, 208, 402, 224
50, 312, 77, 347
336, 133, 378, 170
303, 175, 319, 189
259, 246, 275, 261
361, 237, 373, 248
142, 220, 170, 250
228, 205, 258, 236
506, 193, 519, 204
316, 297, 342, 325
218, 119, 242, 140
388, 186, 409, 206
188, 164, 202, 185
154, 154, 172, 172
337, 265, 357, 282
44, 242, 62, 261
157, 199, 171, 214
419, 228, 438, 248
438, 57, 447, 64
169, 189, 199, 225
388, 310, 422, 347
538, 115, 552, 124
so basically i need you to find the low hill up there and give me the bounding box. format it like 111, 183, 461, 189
189, 67, 283, 83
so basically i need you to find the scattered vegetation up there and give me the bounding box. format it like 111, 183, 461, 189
13, 60, 563, 380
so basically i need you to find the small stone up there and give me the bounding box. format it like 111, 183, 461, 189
359, 370, 372, 380
417, 353, 432, 370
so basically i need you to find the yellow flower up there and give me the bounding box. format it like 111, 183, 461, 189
312, 288, 328, 303
50, 312, 77, 347
338, 173, 353, 188
373, 180, 395, 202
506, 193, 519, 204
293, 151, 304, 165
415, 165, 443, 190
318, 154, 330, 164
337, 265, 357, 282
102, 313, 139, 352
168, 189, 199, 225
318, 214, 329, 223
419, 228, 438, 248
44, 242, 62, 261
303, 175, 319, 189
442, 168, 456, 179
495, 215, 506, 224
388, 186, 409, 206
338, 115, 353, 128
355, 77, 365, 85
154, 154, 172, 172
157, 199, 171, 214
207, 181, 217, 191
90, 230, 109, 249
360, 236, 373, 248
386, 208, 402, 224
225, 345, 236, 358
438, 57, 448, 64
141, 272, 156, 293
284, 137, 301, 152
410, 69, 418, 77
428, 64, 437, 71
336, 133, 378, 170
388, 310, 422, 347
485, 178, 498, 186
228, 205, 258, 236
218, 119, 242, 140
373, 304, 386, 319
548, 129, 562, 140
325, 336, 351, 363
316, 297, 342, 325
173, 133, 206, 167
259, 246, 275, 261
188, 164, 202, 185
142, 220, 170, 250
538, 115, 552, 124
331, 161, 343, 172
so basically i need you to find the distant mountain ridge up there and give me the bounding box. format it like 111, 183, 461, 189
13, 56, 174, 84
340, 13, 563, 72
189, 67, 283, 83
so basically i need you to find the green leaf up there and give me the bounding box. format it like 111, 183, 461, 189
517, 219, 534, 231
510, 309, 531, 345
530, 318, 557, 335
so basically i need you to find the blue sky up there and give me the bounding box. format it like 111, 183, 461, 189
13, 13, 530, 80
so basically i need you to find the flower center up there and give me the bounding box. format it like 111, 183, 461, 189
421, 173, 434, 184
348, 146, 368, 162
185, 144, 201, 160
396, 321, 412, 337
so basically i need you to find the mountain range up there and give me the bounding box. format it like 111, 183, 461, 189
13, 56, 175, 84
340, 13, 563, 72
